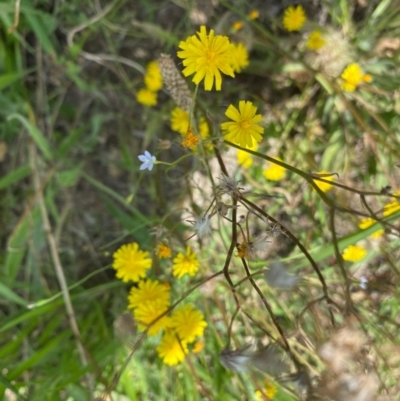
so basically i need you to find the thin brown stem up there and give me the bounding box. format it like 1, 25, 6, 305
239, 196, 336, 326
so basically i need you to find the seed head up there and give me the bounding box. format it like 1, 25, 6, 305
157, 54, 192, 112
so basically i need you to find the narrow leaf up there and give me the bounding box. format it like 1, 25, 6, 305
8, 114, 53, 160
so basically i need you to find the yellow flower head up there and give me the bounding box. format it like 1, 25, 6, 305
233, 21, 243, 31
192, 340, 204, 354
237, 142, 258, 168
249, 10, 259, 20
156, 243, 172, 258
136, 88, 157, 107
341, 63, 371, 92
383, 201, 400, 217
231, 42, 249, 73
306, 30, 325, 50
359, 217, 384, 239
144, 61, 163, 92
171, 107, 190, 135
170, 304, 207, 343
313, 170, 333, 192
177, 26, 235, 91
199, 118, 210, 141
157, 331, 188, 366
172, 246, 199, 279
181, 128, 200, 150
128, 279, 171, 310
221, 100, 264, 148
112, 243, 152, 282
283, 5, 306, 32
342, 244, 367, 262
133, 300, 171, 336
263, 157, 286, 181
255, 381, 278, 400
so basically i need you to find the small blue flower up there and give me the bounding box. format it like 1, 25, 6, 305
138, 150, 156, 171
359, 276, 368, 290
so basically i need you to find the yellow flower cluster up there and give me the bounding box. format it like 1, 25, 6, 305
342, 244, 367, 262
157, 304, 207, 365
136, 61, 163, 106
306, 30, 325, 50
112, 242, 206, 366
230, 42, 249, 73
172, 246, 199, 278
283, 5, 306, 32
221, 100, 264, 148
170, 106, 211, 151
237, 142, 258, 168
383, 201, 400, 216
255, 381, 278, 400
263, 157, 286, 181
156, 243, 172, 258
359, 217, 384, 239
177, 26, 235, 91
249, 9, 259, 20
341, 63, 372, 92
177, 26, 249, 92
232, 21, 243, 31
313, 170, 334, 192
112, 242, 152, 282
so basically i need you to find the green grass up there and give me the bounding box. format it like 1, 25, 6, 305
1, 0, 400, 400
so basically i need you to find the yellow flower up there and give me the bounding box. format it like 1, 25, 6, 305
255, 381, 278, 400
198, 118, 213, 151
157, 331, 188, 366
192, 340, 204, 354
170, 107, 210, 147
306, 30, 325, 50
282, 5, 306, 32
231, 42, 249, 73
263, 157, 286, 181
136, 88, 157, 106
341, 63, 371, 92
221, 100, 264, 148
342, 245, 367, 262
233, 21, 243, 31
133, 300, 171, 336
383, 201, 400, 217
237, 142, 258, 168
128, 279, 171, 310
170, 304, 207, 343
199, 118, 210, 141
171, 107, 190, 135
172, 246, 199, 279
181, 128, 200, 150
177, 25, 235, 91
156, 243, 172, 258
313, 170, 333, 192
359, 218, 384, 239
144, 61, 163, 92
249, 10, 259, 20
112, 243, 152, 282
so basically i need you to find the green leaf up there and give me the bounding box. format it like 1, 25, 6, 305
23, 10, 56, 56
82, 172, 149, 225
56, 126, 86, 158
0, 282, 27, 307
8, 114, 53, 161
5, 206, 41, 279
6, 332, 69, 380
0, 70, 33, 91
0, 164, 30, 190
57, 167, 81, 187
